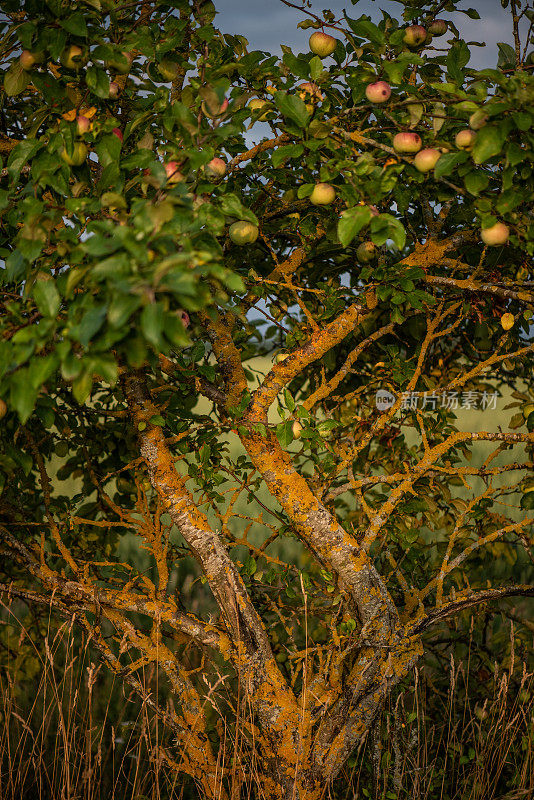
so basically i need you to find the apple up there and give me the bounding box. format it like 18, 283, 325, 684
75, 115, 91, 135
356, 241, 376, 263
469, 109, 488, 130
500, 312, 514, 331
393, 131, 422, 153
481, 222, 509, 246
403, 25, 427, 48
204, 157, 226, 180
107, 51, 133, 74
60, 142, 88, 166
201, 97, 229, 119
164, 161, 183, 184
428, 19, 448, 36
20, 50, 45, 70
365, 81, 391, 103
60, 45, 87, 70
108, 81, 121, 99
455, 129, 476, 150
112, 127, 123, 142
229, 220, 259, 245
292, 421, 303, 439
414, 147, 441, 172
309, 31, 337, 58
0, 398, 6, 420
179, 310, 190, 328
310, 183, 336, 205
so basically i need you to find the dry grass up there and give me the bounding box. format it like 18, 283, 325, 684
1, 601, 533, 800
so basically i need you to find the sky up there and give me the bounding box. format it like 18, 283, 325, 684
213, 0, 522, 69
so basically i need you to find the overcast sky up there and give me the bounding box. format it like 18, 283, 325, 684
214, 0, 523, 69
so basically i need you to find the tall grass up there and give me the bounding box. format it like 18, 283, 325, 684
1, 602, 532, 800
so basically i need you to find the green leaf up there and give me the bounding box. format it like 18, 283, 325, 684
284, 388, 295, 412
497, 42, 516, 69
107, 294, 142, 328
33, 276, 60, 318
338, 206, 372, 247
29, 353, 59, 389
7, 139, 42, 182
141, 303, 164, 348
512, 111, 532, 131
4, 63, 30, 96
85, 66, 111, 99
309, 55, 323, 81
276, 420, 293, 447
344, 14, 384, 45
464, 170, 489, 195
472, 125, 506, 164
434, 151, 468, 179
370, 214, 406, 250
91, 354, 118, 385
74, 306, 107, 346
59, 12, 87, 36
273, 91, 310, 129
271, 144, 304, 168
10, 368, 38, 422
72, 370, 93, 404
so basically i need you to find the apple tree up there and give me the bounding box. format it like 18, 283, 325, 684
0, 0, 533, 798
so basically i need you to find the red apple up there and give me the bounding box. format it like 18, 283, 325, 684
76, 115, 91, 135
414, 147, 441, 172
309, 31, 337, 58
365, 81, 391, 103
393, 132, 422, 154
428, 19, 448, 36
481, 222, 509, 246
164, 161, 183, 184
403, 25, 427, 48
204, 157, 226, 180
455, 129, 476, 150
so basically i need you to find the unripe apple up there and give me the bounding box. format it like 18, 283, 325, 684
164, 161, 183, 184
469, 109, 488, 130
229, 220, 259, 245
204, 157, 226, 180
20, 50, 45, 70
0, 398, 6, 420
310, 183, 336, 205
393, 131, 422, 153
157, 60, 180, 81
428, 19, 448, 36
500, 312, 514, 331
481, 222, 509, 246
60, 45, 86, 70
365, 81, 391, 103
201, 97, 229, 119
107, 51, 133, 74
309, 31, 337, 58
414, 147, 441, 172
75, 115, 91, 135
292, 421, 303, 439
455, 129, 476, 150
60, 142, 88, 166
108, 81, 121, 99
403, 25, 427, 48
112, 127, 123, 142
356, 241, 376, 263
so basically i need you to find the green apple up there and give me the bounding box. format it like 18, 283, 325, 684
310, 183, 335, 205
481, 222, 509, 246
229, 221, 259, 245
60, 45, 87, 70
455, 129, 476, 150
428, 19, 448, 36
60, 142, 88, 166
107, 51, 133, 74
403, 25, 427, 48
20, 50, 45, 70
309, 32, 337, 58
356, 241, 376, 263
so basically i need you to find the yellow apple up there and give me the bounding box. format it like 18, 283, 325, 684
310, 183, 335, 205
229, 221, 259, 245
309, 32, 337, 58
481, 222, 509, 246
60, 142, 88, 166
500, 312, 514, 331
